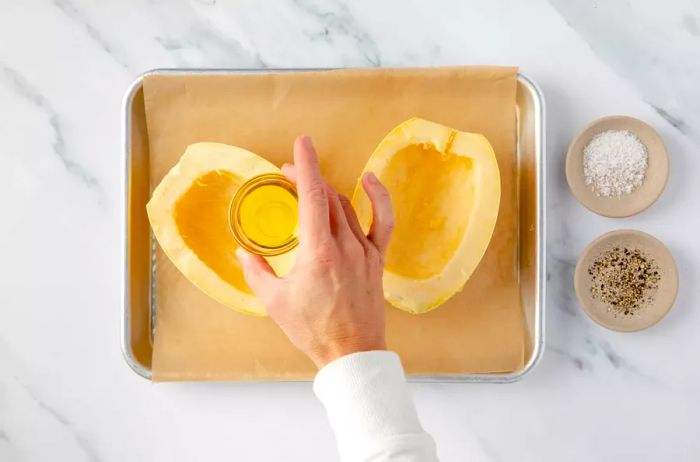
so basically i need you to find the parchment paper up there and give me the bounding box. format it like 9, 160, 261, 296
143, 67, 524, 381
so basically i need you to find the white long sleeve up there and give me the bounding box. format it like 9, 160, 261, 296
313, 351, 438, 462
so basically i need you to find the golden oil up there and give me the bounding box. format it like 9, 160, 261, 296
229, 173, 299, 256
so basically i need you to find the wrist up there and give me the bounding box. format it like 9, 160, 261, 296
309, 337, 387, 369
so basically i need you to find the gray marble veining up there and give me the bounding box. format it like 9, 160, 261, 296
1, 0, 699, 460
0, 65, 101, 191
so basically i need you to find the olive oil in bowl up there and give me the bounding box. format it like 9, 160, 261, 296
229, 174, 299, 256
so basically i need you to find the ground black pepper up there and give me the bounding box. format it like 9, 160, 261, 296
588, 246, 661, 316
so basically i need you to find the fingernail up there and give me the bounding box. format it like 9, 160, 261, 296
235, 247, 247, 262
366, 172, 378, 184
301, 135, 313, 150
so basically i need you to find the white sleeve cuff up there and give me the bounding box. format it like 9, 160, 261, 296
314, 351, 437, 461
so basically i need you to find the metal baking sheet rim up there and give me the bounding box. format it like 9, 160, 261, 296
120, 68, 546, 383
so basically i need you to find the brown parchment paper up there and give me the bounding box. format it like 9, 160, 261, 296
143, 67, 524, 381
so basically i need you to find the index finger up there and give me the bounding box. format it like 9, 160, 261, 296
294, 136, 330, 242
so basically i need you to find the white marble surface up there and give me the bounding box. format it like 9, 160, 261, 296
1, 0, 699, 460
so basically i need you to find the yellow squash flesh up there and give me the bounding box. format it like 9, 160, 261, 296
146, 143, 295, 316
352, 118, 501, 314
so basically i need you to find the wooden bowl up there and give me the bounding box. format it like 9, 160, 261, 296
566, 116, 669, 218
574, 230, 678, 332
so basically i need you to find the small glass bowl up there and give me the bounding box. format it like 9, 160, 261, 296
228, 173, 299, 256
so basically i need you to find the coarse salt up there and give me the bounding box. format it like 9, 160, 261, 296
583, 130, 648, 197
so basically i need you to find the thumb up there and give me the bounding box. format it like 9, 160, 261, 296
235, 248, 278, 294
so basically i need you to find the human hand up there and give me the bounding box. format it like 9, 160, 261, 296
236, 136, 395, 368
